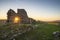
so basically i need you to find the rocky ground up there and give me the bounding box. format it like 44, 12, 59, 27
0, 23, 60, 40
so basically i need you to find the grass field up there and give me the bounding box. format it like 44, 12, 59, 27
0, 22, 60, 40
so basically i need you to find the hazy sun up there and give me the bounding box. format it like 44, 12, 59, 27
14, 17, 20, 23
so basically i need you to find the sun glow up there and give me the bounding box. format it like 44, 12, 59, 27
14, 17, 20, 23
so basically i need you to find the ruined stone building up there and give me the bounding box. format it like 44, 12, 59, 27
7, 9, 30, 24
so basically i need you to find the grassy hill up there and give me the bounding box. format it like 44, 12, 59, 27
0, 22, 60, 40
15, 23, 60, 40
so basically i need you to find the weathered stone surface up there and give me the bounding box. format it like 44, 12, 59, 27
53, 31, 60, 40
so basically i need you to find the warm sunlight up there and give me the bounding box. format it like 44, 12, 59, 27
14, 17, 20, 23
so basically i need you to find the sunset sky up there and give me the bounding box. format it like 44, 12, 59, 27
0, 0, 60, 21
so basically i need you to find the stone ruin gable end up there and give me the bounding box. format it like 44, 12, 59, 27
17, 9, 29, 23
7, 9, 16, 23
7, 9, 30, 23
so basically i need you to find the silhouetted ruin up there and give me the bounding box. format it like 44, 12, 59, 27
7, 9, 30, 24
7, 9, 37, 24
